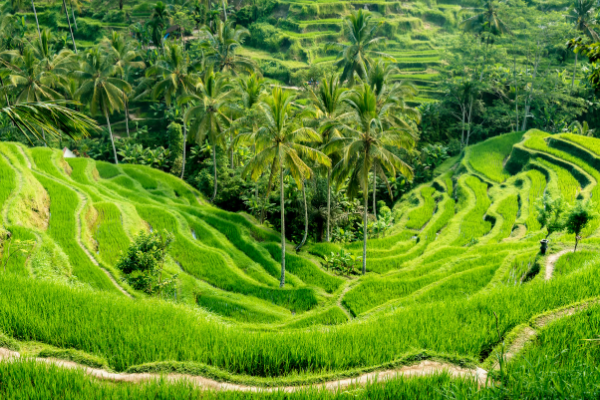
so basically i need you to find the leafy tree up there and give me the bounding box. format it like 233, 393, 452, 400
535, 193, 567, 239
184, 68, 232, 201
116, 229, 176, 296
331, 83, 414, 275
334, 10, 387, 85
567, 0, 599, 90
565, 200, 595, 251
74, 46, 131, 164
242, 87, 329, 287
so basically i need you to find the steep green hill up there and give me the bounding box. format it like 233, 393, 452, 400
3, 130, 600, 396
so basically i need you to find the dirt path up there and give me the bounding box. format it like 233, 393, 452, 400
545, 249, 571, 281
0, 348, 486, 391
336, 281, 357, 320
490, 298, 600, 370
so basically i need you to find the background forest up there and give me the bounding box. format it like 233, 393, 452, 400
1, 0, 599, 245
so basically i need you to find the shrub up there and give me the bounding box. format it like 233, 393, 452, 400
116, 230, 177, 296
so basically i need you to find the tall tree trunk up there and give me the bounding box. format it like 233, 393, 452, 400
466, 97, 474, 147
279, 164, 285, 287
460, 107, 466, 147
295, 179, 308, 251
571, 52, 578, 92
521, 45, 540, 131
70, 0, 77, 30
513, 55, 518, 131
104, 108, 118, 164
180, 123, 187, 179
32, 0, 41, 40
62, 0, 77, 54
260, 158, 277, 224
230, 131, 234, 170
123, 93, 130, 137
211, 143, 217, 202
222, 0, 227, 20
362, 159, 368, 275
372, 163, 377, 218
119, 0, 123, 10
326, 168, 331, 242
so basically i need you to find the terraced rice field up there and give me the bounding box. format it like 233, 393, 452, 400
3, 130, 600, 394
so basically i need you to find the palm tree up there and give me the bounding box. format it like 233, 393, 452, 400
102, 32, 145, 138
461, 0, 512, 44
2, 100, 99, 143
309, 74, 348, 242
144, 43, 198, 178
331, 83, 415, 275
242, 87, 329, 287
199, 19, 256, 74
9, 47, 64, 103
567, 0, 599, 90
184, 68, 232, 201
149, 2, 170, 49
334, 10, 388, 85
73, 46, 131, 164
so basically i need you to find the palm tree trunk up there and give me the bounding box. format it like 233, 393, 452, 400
62, 0, 77, 54
42, 128, 46, 146
211, 142, 217, 202
295, 179, 308, 251
222, 0, 227, 20
372, 164, 377, 218
326, 168, 331, 242
104, 108, 118, 164
279, 164, 285, 287
362, 161, 368, 275
123, 93, 130, 137
260, 158, 277, 224
70, 0, 77, 30
571, 52, 578, 92
32, 0, 41, 40
180, 123, 187, 179
230, 131, 234, 170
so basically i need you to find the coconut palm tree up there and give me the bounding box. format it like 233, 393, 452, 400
567, 0, 599, 90
73, 46, 131, 164
461, 0, 512, 44
330, 83, 415, 275
184, 68, 232, 201
102, 32, 145, 138
334, 10, 389, 85
144, 43, 198, 178
149, 2, 170, 49
242, 86, 329, 287
9, 47, 64, 103
2, 100, 99, 143
309, 74, 348, 242
59, 0, 77, 53
199, 19, 256, 74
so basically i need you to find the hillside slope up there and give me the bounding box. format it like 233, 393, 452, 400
2, 131, 600, 393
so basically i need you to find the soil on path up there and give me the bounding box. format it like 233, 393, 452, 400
545, 249, 572, 281
0, 348, 487, 391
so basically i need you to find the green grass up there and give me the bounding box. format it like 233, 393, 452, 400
468, 131, 524, 183
453, 175, 492, 246
405, 186, 438, 230
525, 169, 546, 232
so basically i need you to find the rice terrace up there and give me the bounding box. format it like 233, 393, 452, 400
2, 0, 600, 396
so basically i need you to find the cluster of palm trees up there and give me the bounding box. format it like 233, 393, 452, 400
0, 8, 419, 287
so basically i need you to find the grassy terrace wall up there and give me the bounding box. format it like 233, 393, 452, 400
2, 130, 600, 384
